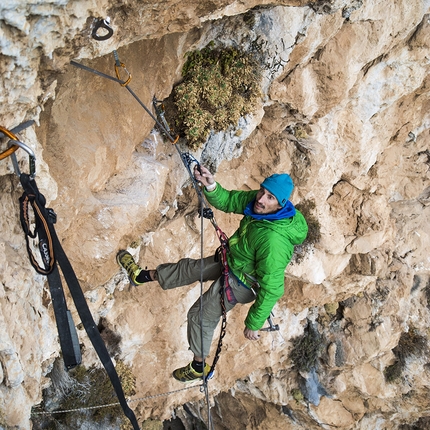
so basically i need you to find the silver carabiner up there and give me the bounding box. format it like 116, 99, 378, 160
260, 315, 280, 332
8, 140, 36, 179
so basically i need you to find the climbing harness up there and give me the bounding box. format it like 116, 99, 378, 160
0, 125, 140, 430
245, 274, 280, 333
91, 17, 114, 41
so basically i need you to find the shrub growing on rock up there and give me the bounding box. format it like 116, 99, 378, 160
384, 328, 428, 383
289, 323, 325, 373
172, 42, 262, 149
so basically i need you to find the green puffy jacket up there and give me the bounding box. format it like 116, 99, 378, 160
205, 183, 308, 330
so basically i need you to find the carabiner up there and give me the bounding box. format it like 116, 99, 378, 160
260, 315, 280, 332
114, 61, 132, 87
0, 126, 20, 160
112, 51, 132, 86
182, 153, 201, 171
9, 140, 36, 179
91, 17, 114, 41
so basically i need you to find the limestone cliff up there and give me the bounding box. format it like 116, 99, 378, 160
0, 0, 429, 429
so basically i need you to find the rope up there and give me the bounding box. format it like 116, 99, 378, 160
151, 81, 227, 430
199, 201, 215, 430
31, 384, 202, 416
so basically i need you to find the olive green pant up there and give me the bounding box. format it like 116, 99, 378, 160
156, 256, 256, 359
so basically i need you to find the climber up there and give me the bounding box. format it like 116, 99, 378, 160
117, 166, 308, 383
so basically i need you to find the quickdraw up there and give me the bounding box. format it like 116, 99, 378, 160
11, 139, 36, 179
19, 183, 56, 275
113, 51, 132, 87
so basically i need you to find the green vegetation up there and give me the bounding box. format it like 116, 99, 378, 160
98, 317, 122, 358
399, 416, 430, 430
62, 361, 135, 425
291, 388, 304, 403
295, 199, 321, 246
324, 302, 339, 317
289, 323, 325, 373
141, 419, 163, 430
0, 409, 6, 429
384, 360, 403, 383
292, 199, 321, 263
32, 360, 136, 429
384, 328, 428, 383
172, 42, 262, 149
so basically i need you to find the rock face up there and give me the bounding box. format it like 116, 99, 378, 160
1, 0, 429, 429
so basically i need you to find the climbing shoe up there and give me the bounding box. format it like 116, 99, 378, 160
116, 250, 144, 286
172, 362, 212, 383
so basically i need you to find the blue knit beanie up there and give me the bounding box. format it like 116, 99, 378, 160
260, 173, 294, 207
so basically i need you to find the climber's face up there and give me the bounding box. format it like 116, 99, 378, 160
253, 187, 282, 214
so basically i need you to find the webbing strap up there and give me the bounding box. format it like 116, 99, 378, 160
49, 230, 140, 429
19, 177, 81, 370
18, 174, 140, 430
47, 265, 82, 368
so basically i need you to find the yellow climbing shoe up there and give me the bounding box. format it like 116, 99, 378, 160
172, 362, 212, 383
116, 250, 143, 286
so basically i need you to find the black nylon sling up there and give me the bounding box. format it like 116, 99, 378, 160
19, 174, 81, 369
19, 173, 140, 430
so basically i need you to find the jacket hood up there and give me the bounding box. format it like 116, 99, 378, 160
244, 201, 308, 246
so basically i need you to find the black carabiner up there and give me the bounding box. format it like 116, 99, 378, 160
91, 17, 114, 41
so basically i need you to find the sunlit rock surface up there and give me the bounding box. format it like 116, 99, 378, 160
0, 0, 429, 428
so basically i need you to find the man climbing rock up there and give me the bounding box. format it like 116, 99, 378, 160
117, 166, 308, 383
